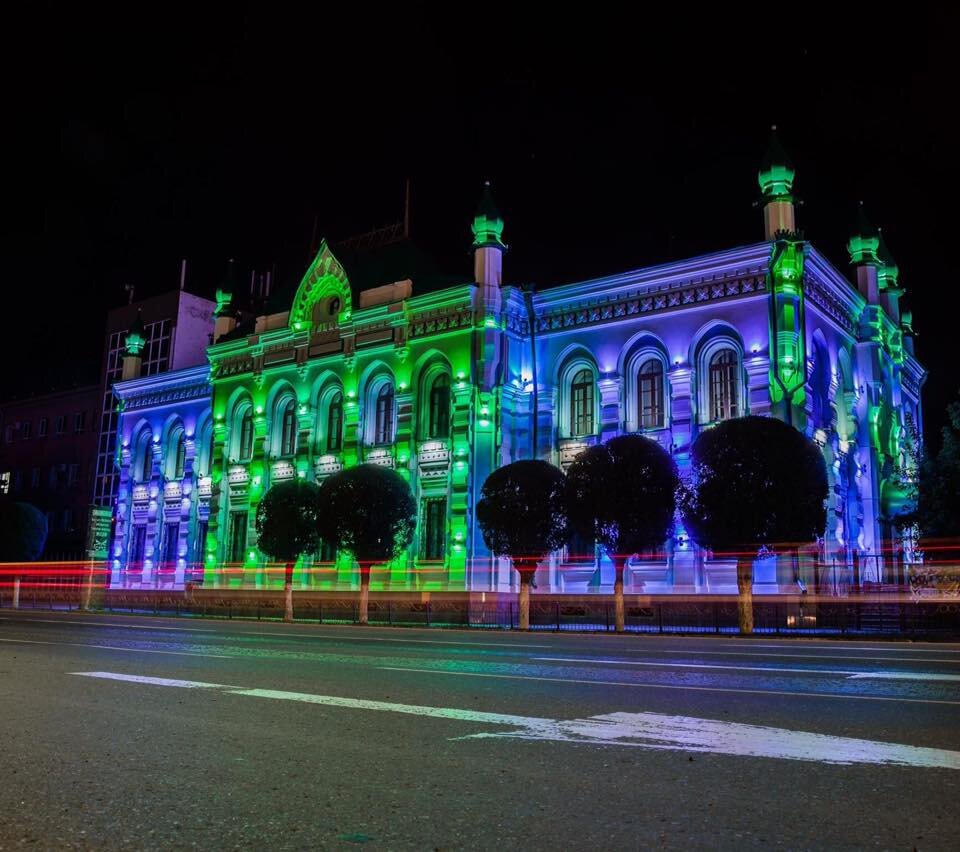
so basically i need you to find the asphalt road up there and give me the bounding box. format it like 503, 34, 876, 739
1, 611, 959, 850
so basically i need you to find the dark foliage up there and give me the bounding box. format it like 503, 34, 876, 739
912, 395, 960, 549
565, 434, 679, 563
0, 500, 48, 562
316, 464, 417, 564
254, 478, 323, 563
680, 416, 828, 552
475, 460, 569, 569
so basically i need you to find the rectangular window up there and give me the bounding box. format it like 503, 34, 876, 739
228, 511, 248, 564
63, 508, 73, 531
129, 526, 147, 567
30, 468, 39, 488
38, 417, 48, 437
162, 522, 180, 568
12, 470, 22, 492
0, 471, 9, 494
420, 498, 446, 562
194, 520, 208, 565
55, 415, 65, 436
49, 467, 58, 488
21, 421, 31, 440
68, 463, 79, 486
4, 426, 13, 444
74, 412, 85, 434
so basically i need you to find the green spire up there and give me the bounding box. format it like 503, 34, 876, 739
758, 126, 795, 201
471, 181, 505, 249
876, 228, 900, 290
124, 309, 145, 357
215, 258, 236, 317
846, 202, 880, 265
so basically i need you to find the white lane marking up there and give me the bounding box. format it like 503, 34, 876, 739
711, 642, 960, 654
68, 670, 960, 768
0, 636, 230, 659
623, 648, 960, 665
532, 656, 960, 682
70, 672, 238, 688
378, 666, 960, 706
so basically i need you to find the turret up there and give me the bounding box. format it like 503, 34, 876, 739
213, 259, 238, 342
847, 203, 880, 304
121, 310, 145, 380
877, 229, 903, 324
901, 309, 915, 356
758, 126, 796, 239
471, 182, 506, 289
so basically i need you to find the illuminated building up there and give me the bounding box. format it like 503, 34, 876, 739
108, 135, 925, 593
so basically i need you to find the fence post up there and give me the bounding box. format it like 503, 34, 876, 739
228, 600, 232, 620
658, 604, 663, 634
318, 601, 322, 625
426, 599, 432, 628
388, 599, 393, 626
605, 603, 610, 632
555, 601, 560, 632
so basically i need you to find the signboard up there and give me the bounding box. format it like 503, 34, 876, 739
85, 505, 114, 560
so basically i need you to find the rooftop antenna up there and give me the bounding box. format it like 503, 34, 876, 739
124, 283, 135, 304
404, 178, 411, 238
179, 258, 187, 291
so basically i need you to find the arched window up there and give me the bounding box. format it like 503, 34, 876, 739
570, 368, 595, 437
280, 399, 297, 456
138, 435, 153, 483
375, 384, 395, 445
709, 349, 739, 422
173, 430, 186, 479
638, 360, 664, 429
428, 374, 451, 439
326, 392, 343, 452
239, 409, 254, 461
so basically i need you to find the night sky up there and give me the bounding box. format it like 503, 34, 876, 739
7, 6, 950, 442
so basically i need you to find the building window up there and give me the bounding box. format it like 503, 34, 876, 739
12, 470, 22, 492
161, 522, 180, 569
55, 415, 65, 436
0, 471, 9, 494
228, 511, 248, 564
38, 417, 48, 438
129, 526, 147, 568
708, 348, 739, 422
173, 431, 186, 479
194, 520, 209, 566
280, 399, 298, 456
326, 392, 343, 452
31, 468, 39, 488
420, 498, 446, 561
570, 369, 595, 437
374, 383, 395, 445
21, 421, 31, 440
68, 463, 79, 486
4, 426, 13, 444
239, 409, 254, 461
139, 439, 153, 483
638, 360, 665, 429
74, 412, 85, 434
63, 508, 74, 531
428, 374, 451, 439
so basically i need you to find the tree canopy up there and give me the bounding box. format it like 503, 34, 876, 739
912, 395, 960, 547
565, 434, 678, 563
254, 477, 323, 563
476, 459, 569, 568
0, 500, 48, 563
316, 464, 417, 564
680, 416, 828, 552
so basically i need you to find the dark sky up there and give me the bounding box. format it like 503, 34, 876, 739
6, 5, 951, 442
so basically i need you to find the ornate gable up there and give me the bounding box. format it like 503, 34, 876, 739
288, 240, 353, 331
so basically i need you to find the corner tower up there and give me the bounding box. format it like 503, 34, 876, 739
758, 126, 796, 240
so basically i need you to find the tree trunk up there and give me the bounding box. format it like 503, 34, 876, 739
12, 576, 20, 609
736, 556, 754, 635
518, 570, 531, 631
614, 558, 626, 633
283, 560, 294, 623
358, 565, 370, 625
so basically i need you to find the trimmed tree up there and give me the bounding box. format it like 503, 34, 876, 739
316, 464, 416, 625
255, 478, 323, 622
565, 434, 679, 633
0, 501, 48, 609
680, 416, 828, 634
476, 460, 569, 631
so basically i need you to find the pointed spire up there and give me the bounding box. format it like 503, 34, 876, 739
847, 201, 880, 265
758, 125, 796, 200
124, 309, 145, 357
472, 181, 506, 249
